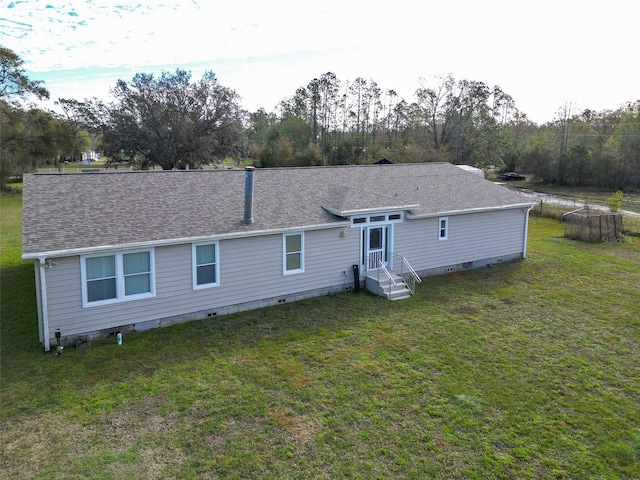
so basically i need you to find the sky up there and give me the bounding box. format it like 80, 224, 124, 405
2, 0, 639, 124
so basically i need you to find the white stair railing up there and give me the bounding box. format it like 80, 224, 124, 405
367, 255, 397, 299
377, 262, 397, 299
367, 253, 421, 298
390, 254, 421, 294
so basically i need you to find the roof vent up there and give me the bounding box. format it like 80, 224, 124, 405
242, 166, 255, 224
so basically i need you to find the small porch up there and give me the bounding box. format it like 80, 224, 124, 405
365, 253, 421, 300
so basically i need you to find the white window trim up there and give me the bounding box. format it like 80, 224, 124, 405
283, 232, 304, 275
81, 249, 156, 308
438, 217, 449, 241
192, 242, 220, 290
351, 212, 404, 226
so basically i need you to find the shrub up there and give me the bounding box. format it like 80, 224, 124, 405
607, 190, 623, 212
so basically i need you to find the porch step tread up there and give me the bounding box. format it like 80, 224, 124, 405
383, 283, 410, 293
390, 294, 412, 300
365, 273, 406, 282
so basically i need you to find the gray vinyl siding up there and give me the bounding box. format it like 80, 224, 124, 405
393, 209, 526, 271
42, 227, 359, 340
40, 209, 527, 343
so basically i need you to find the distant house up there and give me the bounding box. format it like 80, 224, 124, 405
82, 150, 99, 162
22, 163, 536, 351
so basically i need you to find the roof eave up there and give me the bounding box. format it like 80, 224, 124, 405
406, 202, 537, 219
21, 220, 351, 260
322, 204, 419, 217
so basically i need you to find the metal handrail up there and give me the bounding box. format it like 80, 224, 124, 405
378, 262, 396, 299
374, 260, 396, 284
401, 256, 421, 284
389, 254, 421, 281
367, 255, 397, 299
367, 253, 422, 297
385, 253, 421, 295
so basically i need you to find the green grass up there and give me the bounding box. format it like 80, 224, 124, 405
1, 190, 639, 479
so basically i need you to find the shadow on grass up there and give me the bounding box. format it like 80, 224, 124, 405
0, 262, 40, 355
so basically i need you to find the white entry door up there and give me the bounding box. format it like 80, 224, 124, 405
366, 226, 388, 270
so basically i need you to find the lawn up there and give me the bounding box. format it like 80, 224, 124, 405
1, 190, 639, 479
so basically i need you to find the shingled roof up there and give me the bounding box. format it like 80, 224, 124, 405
22, 162, 535, 258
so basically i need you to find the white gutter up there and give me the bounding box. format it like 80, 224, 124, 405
22, 220, 352, 260
37, 257, 50, 352
406, 202, 537, 220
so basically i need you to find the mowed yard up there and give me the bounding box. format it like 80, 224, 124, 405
1, 190, 639, 480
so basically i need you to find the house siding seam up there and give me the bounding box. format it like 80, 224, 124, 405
414, 252, 524, 278
41, 227, 360, 346
393, 209, 526, 271
39, 210, 528, 348
52, 283, 353, 347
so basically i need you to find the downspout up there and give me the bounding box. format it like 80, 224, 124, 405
33, 262, 44, 344
522, 206, 535, 258
38, 257, 51, 352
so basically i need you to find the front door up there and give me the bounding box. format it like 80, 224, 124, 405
366, 226, 388, 270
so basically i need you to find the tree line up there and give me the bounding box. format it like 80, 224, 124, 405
1, 47, 92, 187
1, 46, 246, 185
2, 46, 638, 191
252, 73, 639, 191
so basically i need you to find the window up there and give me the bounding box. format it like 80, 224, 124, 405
192, 243, 219, 289
351, 213, 403, 226
85, 255, 116, 302
283, 232, 304, 274
123, 252, 152, 295
82, 250, 155, 307
438, 217, 448, 241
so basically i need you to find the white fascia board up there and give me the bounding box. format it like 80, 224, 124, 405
406, 202, 537, 220
322, 204, 419, 217
22, 220, 351, 260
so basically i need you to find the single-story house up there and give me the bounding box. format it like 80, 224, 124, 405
22, 162, 537, 351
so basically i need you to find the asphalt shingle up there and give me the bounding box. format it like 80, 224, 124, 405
22, 163, 534, 257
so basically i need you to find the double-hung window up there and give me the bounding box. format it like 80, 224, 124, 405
123, 252, 152, 295
192, 242, 219, 289
283, 232, 304, 274
85, 255, 117, 303
82, 250, 155, 307
438, 217, 448, 241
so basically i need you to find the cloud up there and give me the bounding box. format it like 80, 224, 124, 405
3, 0, 639, 123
